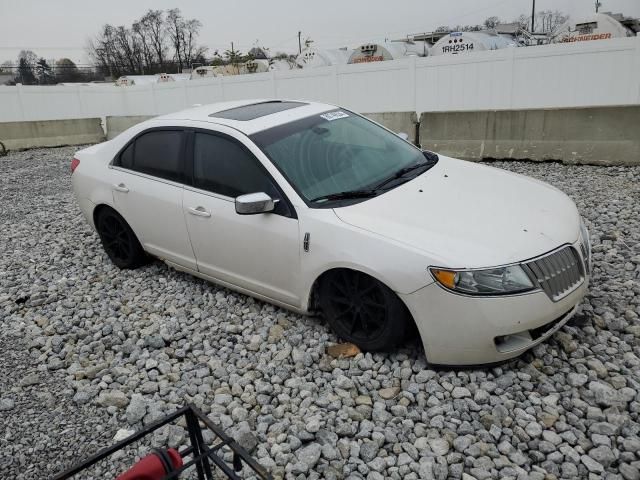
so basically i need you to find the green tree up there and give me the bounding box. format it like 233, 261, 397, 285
55, 58, 82, 82
224, 46, 243, 74
36, 58, 55, 84
17, 50, 37, 84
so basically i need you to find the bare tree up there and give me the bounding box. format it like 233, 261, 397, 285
484, 16, 502, 29
166, 9, 185, 70
536, 10, 568, 34
166, 9, 207, 71
139, 10, 167, 71
514, 10, 568, 33
182, 19, 207, 68
132, 20, 155, 72
87, 8, 207, 77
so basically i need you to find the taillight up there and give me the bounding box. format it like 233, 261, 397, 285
71, 158, 80, 173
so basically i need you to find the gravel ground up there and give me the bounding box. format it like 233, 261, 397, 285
1, 146, 639, 480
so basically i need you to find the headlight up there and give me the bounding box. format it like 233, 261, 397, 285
431, 265, 535, 295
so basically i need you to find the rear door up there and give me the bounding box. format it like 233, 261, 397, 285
111, 128, 197, 270
182, 129, 301, 306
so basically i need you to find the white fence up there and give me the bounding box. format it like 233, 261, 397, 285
1, 37, 639, 122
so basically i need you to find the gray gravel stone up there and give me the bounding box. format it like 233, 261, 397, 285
582, 454, 605, 473
0, 398, 15, 411
2, 149, 640, 480
297, 443, 322, 469
96, 390, 128, 409
125, 394, 147, 424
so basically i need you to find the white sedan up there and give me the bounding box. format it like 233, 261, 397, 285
71, 99, 590, 365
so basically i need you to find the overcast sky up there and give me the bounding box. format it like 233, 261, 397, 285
1, 0, 639, 64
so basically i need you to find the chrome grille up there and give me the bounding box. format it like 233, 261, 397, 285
524, 246, 584, 301
579, 242, 590, 275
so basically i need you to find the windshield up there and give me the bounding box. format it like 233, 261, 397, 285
251, 110, 429, 205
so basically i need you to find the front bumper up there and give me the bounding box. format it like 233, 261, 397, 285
400, 255, 589, 366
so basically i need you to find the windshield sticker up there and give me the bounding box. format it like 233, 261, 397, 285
320, 111, 349, 121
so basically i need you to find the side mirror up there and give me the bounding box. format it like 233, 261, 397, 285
397, 132, 410, 141
235, 192, 275, 215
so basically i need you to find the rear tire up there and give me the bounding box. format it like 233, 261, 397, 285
95, 208, 148, 269
319, 270, 410, 351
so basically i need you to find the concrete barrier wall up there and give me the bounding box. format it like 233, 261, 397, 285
106, 115, 154, 140
419, 106, 640, 166
0, 118, 104, 150
363, 112, 419, 144
3, 107, 639, 166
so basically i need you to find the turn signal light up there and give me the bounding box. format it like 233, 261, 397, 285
431, 269, 457, 289
71, 158, 80, 174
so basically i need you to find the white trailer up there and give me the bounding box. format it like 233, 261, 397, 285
552, 13, 637, 44
244, 59, 270, 74
115, 75, 159, 86
296, 47, 351, 68
348, 40, 429, 64
190, 66, 218, 79
431, 31, 517, 56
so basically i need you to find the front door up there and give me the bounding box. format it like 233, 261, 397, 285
182, 131, 301, 306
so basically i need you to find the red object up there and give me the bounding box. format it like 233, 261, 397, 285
70, 158, 80, 174
116, 449, 183, 480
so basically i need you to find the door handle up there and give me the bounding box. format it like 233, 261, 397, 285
112, 183, 129, 193
187, 206, 211, 218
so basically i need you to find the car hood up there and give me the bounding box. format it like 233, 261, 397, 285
333, 156, 581, 268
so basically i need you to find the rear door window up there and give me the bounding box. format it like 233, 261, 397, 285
118, 130, 184, 183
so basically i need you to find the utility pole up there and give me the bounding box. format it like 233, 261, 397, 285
531, 0, 536, 33
231, 41, 237, 74
298, 31, 302, 54
595, 1, 601, 13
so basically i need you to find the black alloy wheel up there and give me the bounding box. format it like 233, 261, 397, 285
319, 270, 410, 351
95, 208, 147, 269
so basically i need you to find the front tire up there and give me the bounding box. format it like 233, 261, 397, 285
319, 270, 410, 351
95, 208, 148, 269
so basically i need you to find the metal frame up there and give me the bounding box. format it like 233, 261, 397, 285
52, 404, 272, 480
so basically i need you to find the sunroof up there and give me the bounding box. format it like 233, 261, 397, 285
209, 101, 307, 121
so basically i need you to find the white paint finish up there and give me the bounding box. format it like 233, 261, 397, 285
2, 37, 639, 122
110, 169, 198, 271
401, 275, 588, 365
71, 99, 590, 364
182, 188, 301, 306
334, 156, 581, 269
431, 31, 517, 57
552, 13, 636, 44
296, 47, 351, 68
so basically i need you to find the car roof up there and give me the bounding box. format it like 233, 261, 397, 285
155, 99, 338, 135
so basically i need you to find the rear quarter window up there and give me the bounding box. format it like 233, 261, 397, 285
119, 142, 134, 169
